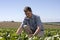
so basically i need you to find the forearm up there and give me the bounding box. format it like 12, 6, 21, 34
33, 26, 40, 36
16, 26, 23, 35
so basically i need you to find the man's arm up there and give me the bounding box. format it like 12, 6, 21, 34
16, 24, 23, 35
33, 16, 42, 36
28, 26, 40, 37
33, 26, 40, 36
16, 18, 27, 35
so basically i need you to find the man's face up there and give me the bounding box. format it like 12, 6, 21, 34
24, 11, 32, 18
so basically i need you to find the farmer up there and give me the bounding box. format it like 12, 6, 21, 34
16, 6, 44, 37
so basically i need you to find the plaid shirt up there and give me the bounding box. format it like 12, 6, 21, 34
22, 14, 44, 33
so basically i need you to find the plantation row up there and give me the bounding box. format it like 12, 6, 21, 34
0, 28, 60, 40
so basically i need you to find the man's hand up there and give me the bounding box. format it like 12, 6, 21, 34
28, 34, 33, 37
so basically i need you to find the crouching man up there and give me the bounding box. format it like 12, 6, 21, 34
16, 6, 44, 38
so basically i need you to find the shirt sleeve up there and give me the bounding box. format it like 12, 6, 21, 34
36, 16, 42, 27
21, 18, 27, 28
36, 16, 44, 31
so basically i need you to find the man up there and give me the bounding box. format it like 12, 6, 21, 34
16, 6, 44, 37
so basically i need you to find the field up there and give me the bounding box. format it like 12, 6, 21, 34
0, 22, 60, 40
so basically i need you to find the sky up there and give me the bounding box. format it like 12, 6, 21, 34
0, 0, 60, 22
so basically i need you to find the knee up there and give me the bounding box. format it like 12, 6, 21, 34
23, 25, 28, 28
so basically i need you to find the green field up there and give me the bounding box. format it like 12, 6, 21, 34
0, 22, 60, 40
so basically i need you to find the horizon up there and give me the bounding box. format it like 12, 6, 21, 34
0, 21, 60, 23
